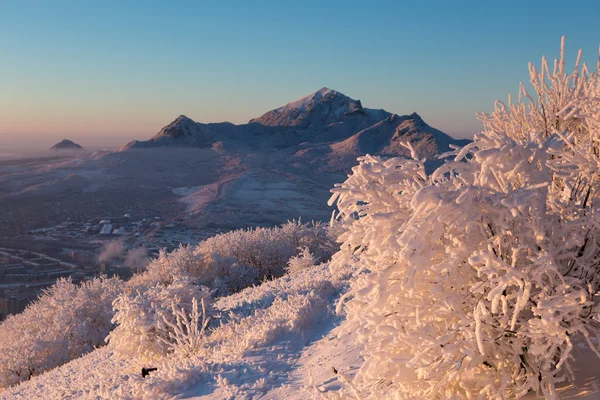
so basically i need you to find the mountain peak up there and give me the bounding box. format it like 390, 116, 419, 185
118, 114, 220, 149
156, 115, 199, 138
292, 87, 350, 107
50, 139, 83, 150
311, 87, 337, 100
174, 114, 194, 123
408, 112, 424, 122
249, 87, 365, 128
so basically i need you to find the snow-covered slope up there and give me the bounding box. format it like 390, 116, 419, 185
1, 262, 359, 399
333, 111, 471, 158
3, 259, 598, 400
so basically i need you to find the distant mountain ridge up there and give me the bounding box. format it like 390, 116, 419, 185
122, 87, 470, 165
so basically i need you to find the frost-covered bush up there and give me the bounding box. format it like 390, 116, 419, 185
286, 247, 319, 274
330, 38, 600, 398
0, 277, 123, 388
197, 220, 335, 278
128, 245, 203, 288
131, 220, 338, 295
108, 277, 212, 361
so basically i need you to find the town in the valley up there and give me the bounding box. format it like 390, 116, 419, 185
0, 214, 220, 320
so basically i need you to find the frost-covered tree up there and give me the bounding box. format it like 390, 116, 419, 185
329, 38, 600, 398
0, 277, 123, 388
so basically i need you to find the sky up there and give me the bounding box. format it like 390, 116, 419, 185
0, 0, 599, 149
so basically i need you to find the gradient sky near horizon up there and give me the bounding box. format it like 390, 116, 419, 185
1, 0, 599, 148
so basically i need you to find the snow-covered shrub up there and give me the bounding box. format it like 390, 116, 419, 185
286, 247, 319, 274
130, 220, 338, 295
108, 277, 212, 361
197, 220, 334, 279
330, 38, 600, 398
128, 245, 202, 288
164, 297, 212, 358
0, 277, 123, 388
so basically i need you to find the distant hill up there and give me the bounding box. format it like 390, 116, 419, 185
50, 139, 84, 150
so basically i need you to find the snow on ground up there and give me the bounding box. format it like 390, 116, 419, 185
2, 257, 600, 399
1, 262, 359, 400
230, 178, 310, 211
264, 322, 364, 399
172, 186, 201, 196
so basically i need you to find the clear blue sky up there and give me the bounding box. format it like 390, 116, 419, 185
0, 0, 598, 147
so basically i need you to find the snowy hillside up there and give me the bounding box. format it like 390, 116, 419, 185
0, 262, 356, 399
2, 255, 599, 399
3, 39, 599, 399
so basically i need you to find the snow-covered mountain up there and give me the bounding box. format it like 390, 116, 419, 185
122, 87, 467, 157
123, 116, 232, 149
0, 88, 470, 234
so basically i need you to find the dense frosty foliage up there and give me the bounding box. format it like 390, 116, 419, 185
329, 38, 600, 398
132, 220, 338, 295
0, 277, 123, 388
286, 247, 319, 274
108, 278, 212, 361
